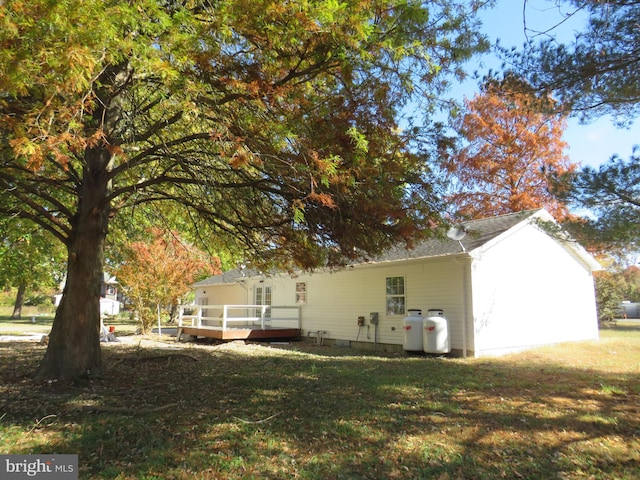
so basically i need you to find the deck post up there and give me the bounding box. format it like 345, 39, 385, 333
197, 305, 202, 328
297, 305, 301, 329
222, 305, 228, 331
260, 305, 267, 330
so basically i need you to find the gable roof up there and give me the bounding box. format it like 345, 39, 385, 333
378, 210, 539, 262
380, 208, 600, 271
195, 210, 551, 286
193, 267, 256, 287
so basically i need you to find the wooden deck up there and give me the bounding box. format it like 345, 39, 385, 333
177, 304, 301, 342
178, 326, 301, 341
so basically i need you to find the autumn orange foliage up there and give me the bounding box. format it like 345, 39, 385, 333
116, 228, 220, 333
445, 80, 576, 220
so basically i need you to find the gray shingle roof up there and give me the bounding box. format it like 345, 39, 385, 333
193, 268, 257, 286
377, 210, 539, 262
195, 210, 541, 285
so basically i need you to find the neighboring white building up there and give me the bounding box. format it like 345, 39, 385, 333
54, 272, 121, 316
192, 209, 601, 357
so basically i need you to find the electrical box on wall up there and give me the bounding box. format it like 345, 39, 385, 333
357, 316, 365, 326
369, 312, 379, 325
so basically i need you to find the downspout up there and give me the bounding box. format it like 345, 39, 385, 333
374, 322, 378, 351
453, 253, 471, 358
461, 259, 470, 359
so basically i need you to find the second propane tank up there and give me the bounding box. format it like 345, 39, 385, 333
423, 309, 450, 354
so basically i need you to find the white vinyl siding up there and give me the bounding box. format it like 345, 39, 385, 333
242, 258, 467, 349
197, 211, 598, 357
194, 284, 246, 312
470, 222, 598, 356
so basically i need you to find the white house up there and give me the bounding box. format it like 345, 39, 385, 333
190, 209, 601, 357
54, 272, 121, 316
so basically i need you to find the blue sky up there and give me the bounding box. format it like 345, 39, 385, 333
465, 0, 639, 168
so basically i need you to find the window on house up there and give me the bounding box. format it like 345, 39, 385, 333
295, 282, 307, 304
386, 276, 405, 316
255, 285, 272, 318
199, 297, 209, 318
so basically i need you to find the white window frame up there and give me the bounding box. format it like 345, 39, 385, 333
385, 276, 406, 316
295, 282, 307, 305
255, 285, 272, 318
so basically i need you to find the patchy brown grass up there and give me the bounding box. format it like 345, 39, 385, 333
1, 323, 639, 479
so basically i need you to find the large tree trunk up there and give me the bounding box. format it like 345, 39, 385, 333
34, 147, 112, 383
33, 61, 125, 383
10, 282, 26, 319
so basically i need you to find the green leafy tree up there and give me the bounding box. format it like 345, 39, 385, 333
594, 271, 627, 325
621, 265, 640, 302
0, 219, 65, 318
105, 201, 242, 275
498, 1, 639, 253
0, 0, 489, 381
552, 153, 640, 253
508, 0, 640, 124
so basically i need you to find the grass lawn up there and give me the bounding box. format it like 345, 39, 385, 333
1, 321, 639, 479
0, 314, 140, 337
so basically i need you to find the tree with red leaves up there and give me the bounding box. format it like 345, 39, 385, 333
116, 229, 219, 334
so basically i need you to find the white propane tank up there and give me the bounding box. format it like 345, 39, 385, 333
423, 309, 450, 354
402, 309, 423, 352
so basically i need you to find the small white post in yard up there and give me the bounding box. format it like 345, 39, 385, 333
157, 303, 162, 336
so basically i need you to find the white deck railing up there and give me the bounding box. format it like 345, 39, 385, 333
178, 304, 301, 331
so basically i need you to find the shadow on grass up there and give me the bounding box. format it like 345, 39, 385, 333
0, 337, 639, 479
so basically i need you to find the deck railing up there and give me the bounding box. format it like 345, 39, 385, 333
178, 304, 301, 331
